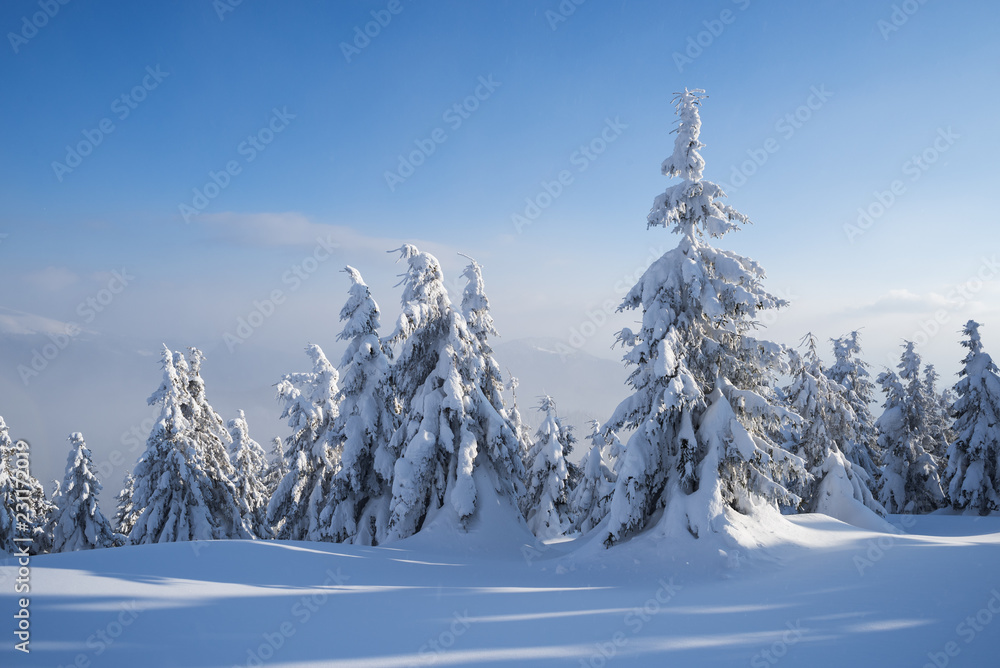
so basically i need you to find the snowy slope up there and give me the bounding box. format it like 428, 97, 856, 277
4, 514, 1000, 667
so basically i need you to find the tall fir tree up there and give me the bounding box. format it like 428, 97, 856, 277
828, 331, 881, 477
522, 396, 575, 538
228, 410, 271, 538
783, 336, 883, 518
945, 321, 1000, 514
570, 420, 617, 534
324, 267, 398, 545
49, 433, 120, 552
603, 89, 805, 546
380, 245, 525, 541
876, 342, 946, 514
267, 344, 340, 541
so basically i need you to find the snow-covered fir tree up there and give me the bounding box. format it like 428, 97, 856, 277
876, 342, 946, 514
570, 420, 617, 534
0, 432, 56, 555
263, 438, 287, 497
48, 479, 62, 526
460, 257, 539, 487
506, 372, 533, 468
323, 267, 398, 545
228, 410, 271, 538
0, 417, 18, 554
380, 245, 525, 541
21, 445, 55, 555
783, 335, 883, 518
182, 348, 249, 538
522, 396, 575, 538
460, 257, 511, 420
602, 89, 805, 546
945, 321, 1000, 514
113, 473, 138, 537
49, 433, 120, 552
922, 364, 954, 464
129, 346, 251, 544
828, 331, 881, 477
267, 344, 340, 542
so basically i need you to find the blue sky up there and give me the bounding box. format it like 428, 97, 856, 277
2, 0, 999, 488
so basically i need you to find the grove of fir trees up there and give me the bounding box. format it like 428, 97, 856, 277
783, 336, 883, 518
129, 347, 251, 544
876, 342, 946, 514
602, 89, 805, 546
381, 245, 525, 541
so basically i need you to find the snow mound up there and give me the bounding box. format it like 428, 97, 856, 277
391, 466, 537, 559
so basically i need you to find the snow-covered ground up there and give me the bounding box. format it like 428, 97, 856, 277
4, 513, 1000, 667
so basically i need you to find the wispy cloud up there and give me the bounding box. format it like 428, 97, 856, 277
0, 306, 91, 337
197, 211, 463, 262
848, 289, 951, 315
23, 266, 79, 291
